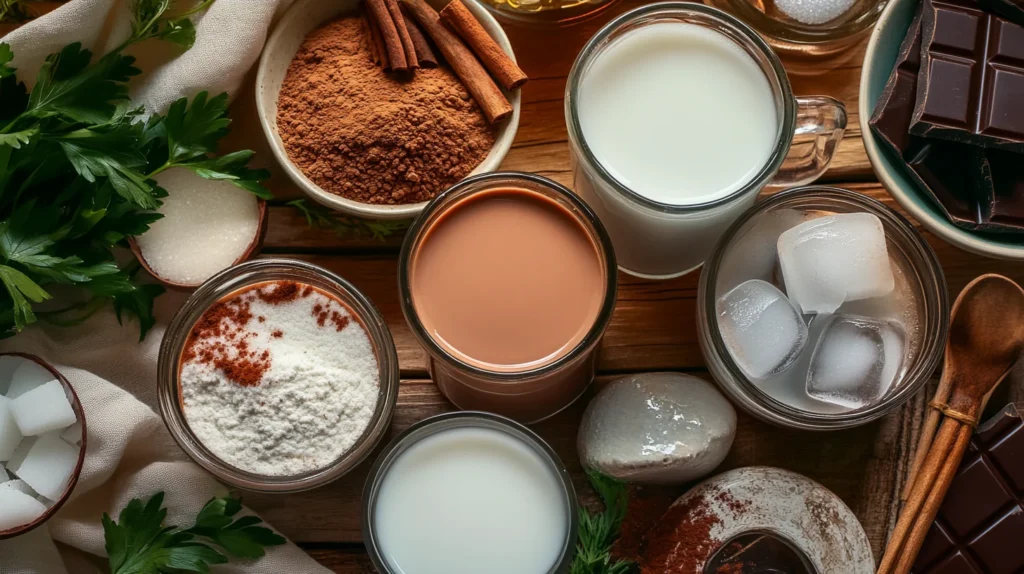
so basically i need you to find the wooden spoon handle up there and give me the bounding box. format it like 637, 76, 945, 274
892, 423, 974, 574
878, 417, 960, 573
903, 370, 953, 500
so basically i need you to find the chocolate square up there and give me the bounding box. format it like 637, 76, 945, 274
911, 0, 1024, 152
912, 404, 1024, 573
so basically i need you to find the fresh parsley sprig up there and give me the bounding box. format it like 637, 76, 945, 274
0, 0, 271, 339
289, 198, 410, 241
572, 471, 636, 574
103, 492, 286, 574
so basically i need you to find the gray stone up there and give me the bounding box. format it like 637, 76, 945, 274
577, 372, 736, 485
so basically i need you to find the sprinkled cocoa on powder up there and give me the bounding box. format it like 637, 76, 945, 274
277, 17, 496, 205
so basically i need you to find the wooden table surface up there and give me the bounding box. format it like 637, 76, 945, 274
218, 2, 1024, 571
8, 1, 1024, 571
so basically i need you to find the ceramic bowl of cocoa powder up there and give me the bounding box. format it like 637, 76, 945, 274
257, 0, 521, 220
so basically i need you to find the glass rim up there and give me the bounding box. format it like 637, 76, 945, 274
398, 171, 618, 381
564, 1, 797, 214
361, 411, 579, 573
699, 186, 950, 427
156, 258, 401, 493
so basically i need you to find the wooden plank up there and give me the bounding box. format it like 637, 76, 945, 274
304, 546, 375, 573
245, 373, 915, 561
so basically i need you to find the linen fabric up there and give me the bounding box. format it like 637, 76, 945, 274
0, 1, 331, 572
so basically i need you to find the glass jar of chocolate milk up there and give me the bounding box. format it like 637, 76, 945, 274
399, 172, 617, 423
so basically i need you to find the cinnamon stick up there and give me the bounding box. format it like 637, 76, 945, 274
402, 0, 512, 123
366, 2, 392, 71
439, 0, 527, 90
367, 0, 407, 71
385, 0, 418, 69
361, 9, 380, 65
402, 10, 438, 68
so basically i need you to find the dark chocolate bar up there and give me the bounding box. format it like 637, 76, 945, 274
979, 0, 1024, 28
910, 0, 1024, 152
912, 403, 1024, 574
870, 10, 1024, 233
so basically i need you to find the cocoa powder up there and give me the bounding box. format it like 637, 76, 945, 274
277, 17, 496, 205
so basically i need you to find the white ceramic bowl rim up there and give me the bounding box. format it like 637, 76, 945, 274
256, 0, 521, 220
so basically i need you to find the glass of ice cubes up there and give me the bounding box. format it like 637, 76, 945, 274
697, 186, 948, 430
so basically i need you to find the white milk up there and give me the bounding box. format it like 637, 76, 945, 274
579, 22, 778, 205
373, 427, 568, 574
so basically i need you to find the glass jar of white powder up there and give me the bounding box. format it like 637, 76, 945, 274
157, 259, 400, 493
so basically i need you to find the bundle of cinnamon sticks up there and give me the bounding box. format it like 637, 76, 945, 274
362, 0, 527, 124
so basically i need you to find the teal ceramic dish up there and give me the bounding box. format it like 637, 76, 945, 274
859, 0, 1024, 260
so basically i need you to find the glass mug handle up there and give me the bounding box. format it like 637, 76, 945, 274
771, 96, 848, 188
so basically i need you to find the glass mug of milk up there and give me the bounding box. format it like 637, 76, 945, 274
565, 2, 847, 279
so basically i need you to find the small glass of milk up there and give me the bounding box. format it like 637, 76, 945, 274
362, 412, 578, 574
565, 2, 848, 279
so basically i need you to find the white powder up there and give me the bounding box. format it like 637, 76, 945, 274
180, 282, 379, 476
135, 168, 261, 286
775, 0, 856, 25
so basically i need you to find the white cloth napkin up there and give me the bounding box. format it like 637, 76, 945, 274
0, 1, 331, 572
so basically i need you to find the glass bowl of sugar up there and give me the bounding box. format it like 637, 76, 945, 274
697, 187, 948, 431
706, 0, 887, 63
157, 259, 400, 492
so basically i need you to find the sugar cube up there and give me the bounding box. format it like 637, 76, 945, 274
6, 436, 34, 469
6, 360, 54, 399
10, 380, 76, 436
777, 213, 895, 314
0, 356, 24, 396
0, 488, 46, 530
8, 434, 78, 500
0, 479, 36, 496
0, 396, 22, 461
60, 421, 82, 445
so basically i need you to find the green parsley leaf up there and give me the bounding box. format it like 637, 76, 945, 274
0, 264, 49, 330
0, 126, 37, 149
157, 18, 197, 49
164, 91, 230, 163
181, 150, 272, 198
55, 127, 157, 209
26, 45, 139, 124
113, 281, 164, 341
104, 492, 285, 574
0, 43, 14, 78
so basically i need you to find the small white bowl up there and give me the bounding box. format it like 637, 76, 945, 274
257, 0, 521, 220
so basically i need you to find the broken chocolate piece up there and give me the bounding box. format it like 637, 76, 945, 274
910, 0, 1024, 152
979, 0, 1024, 27
870, 10, 1024, 233
912, 404, 1024, 574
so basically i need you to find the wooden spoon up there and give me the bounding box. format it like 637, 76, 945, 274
879, 274, 1024, 574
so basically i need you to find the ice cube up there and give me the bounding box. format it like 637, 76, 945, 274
717, 279, 809, 379
8, 434, 78, 500
0, 479, 36, 496
60, 421, 82, 445
0, 488, 46, 530
0, 396, 22, 461
0, 356, 24, 396
807, 314, 906, 409
6, 359, 54, 399
777, 213, 895, 314
716, 209, 813, 292
10, 380, 76, 436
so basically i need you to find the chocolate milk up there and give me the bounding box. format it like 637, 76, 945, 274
407, 186, 611, 421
